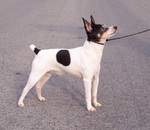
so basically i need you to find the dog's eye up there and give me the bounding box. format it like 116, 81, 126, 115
102, 24, 106, 28
101, 25, 106, 30
101, 25, 107, 31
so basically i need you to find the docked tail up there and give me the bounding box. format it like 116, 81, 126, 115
30, 44, 41, 55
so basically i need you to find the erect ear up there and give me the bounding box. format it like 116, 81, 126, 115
90, 15, 96, 26
82, 17, 92, 33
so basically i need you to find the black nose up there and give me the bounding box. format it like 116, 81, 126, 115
114, 26, 117, 30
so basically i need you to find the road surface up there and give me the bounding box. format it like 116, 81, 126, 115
0, 0, 150, 129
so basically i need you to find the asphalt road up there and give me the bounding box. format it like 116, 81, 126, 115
0, 0, 150, 129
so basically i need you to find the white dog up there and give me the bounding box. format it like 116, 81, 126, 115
18, 16, 117, 111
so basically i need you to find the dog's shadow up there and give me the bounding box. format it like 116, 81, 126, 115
48, 74, 85, 108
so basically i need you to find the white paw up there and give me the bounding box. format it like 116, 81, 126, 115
88, 106, 96, 112
38, 97, 46, 102
94, 103, 102, 108
18, 102, 24, 107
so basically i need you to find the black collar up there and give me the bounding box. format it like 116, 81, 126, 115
97, 42, 104, 45
88, 40, 104, 45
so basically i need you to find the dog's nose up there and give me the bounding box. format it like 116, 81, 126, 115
114, 26, 117, 30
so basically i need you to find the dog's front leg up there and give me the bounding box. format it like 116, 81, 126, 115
92, 70, 102, 108
83, 78, 96, 112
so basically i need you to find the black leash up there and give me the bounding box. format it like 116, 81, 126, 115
106, 28, 150, 42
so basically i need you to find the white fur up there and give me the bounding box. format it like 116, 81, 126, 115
18, 40, 103, 111
30, 44, 36, 51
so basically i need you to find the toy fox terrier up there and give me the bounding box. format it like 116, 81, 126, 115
18, 16, 117, 112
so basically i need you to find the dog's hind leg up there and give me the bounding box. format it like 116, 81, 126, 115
36, 72, 51, 102
18, 70, 47, 107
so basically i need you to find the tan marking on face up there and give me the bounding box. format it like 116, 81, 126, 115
97, 33, 101, 38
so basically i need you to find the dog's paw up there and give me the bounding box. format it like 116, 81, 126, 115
94, 103, 102, 108
18, 102, 24, 107
38, 97, 46, 102
88, 107, 96, 112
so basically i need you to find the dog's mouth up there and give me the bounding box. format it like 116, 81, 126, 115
104, 26, 117, 38
109, 26, 117, 35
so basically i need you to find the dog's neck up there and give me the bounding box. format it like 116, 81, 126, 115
83, 40, 105, 56
88, 38, 106, 45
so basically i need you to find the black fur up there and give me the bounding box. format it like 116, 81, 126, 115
82, 17, 108, 44
34, 48, 41, 55
56, 50, 71, 66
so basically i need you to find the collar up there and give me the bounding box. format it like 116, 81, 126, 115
88, 40, 105, 45
97, 42, 105, 45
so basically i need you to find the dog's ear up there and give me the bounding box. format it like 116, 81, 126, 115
91, 15, 96, 26
82, 17, 92, 33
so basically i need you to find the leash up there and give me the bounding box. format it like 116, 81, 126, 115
106, 28, 150, 42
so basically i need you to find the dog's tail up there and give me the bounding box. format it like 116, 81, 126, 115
30, 44, 41, 55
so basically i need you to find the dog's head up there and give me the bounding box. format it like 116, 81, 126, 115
82, 15, 117, 45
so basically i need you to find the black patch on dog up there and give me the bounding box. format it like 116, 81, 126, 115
34, 48, 41, 55
56, 50, 71, 66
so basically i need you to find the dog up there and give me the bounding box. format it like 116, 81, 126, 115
18, 16, 117, 112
